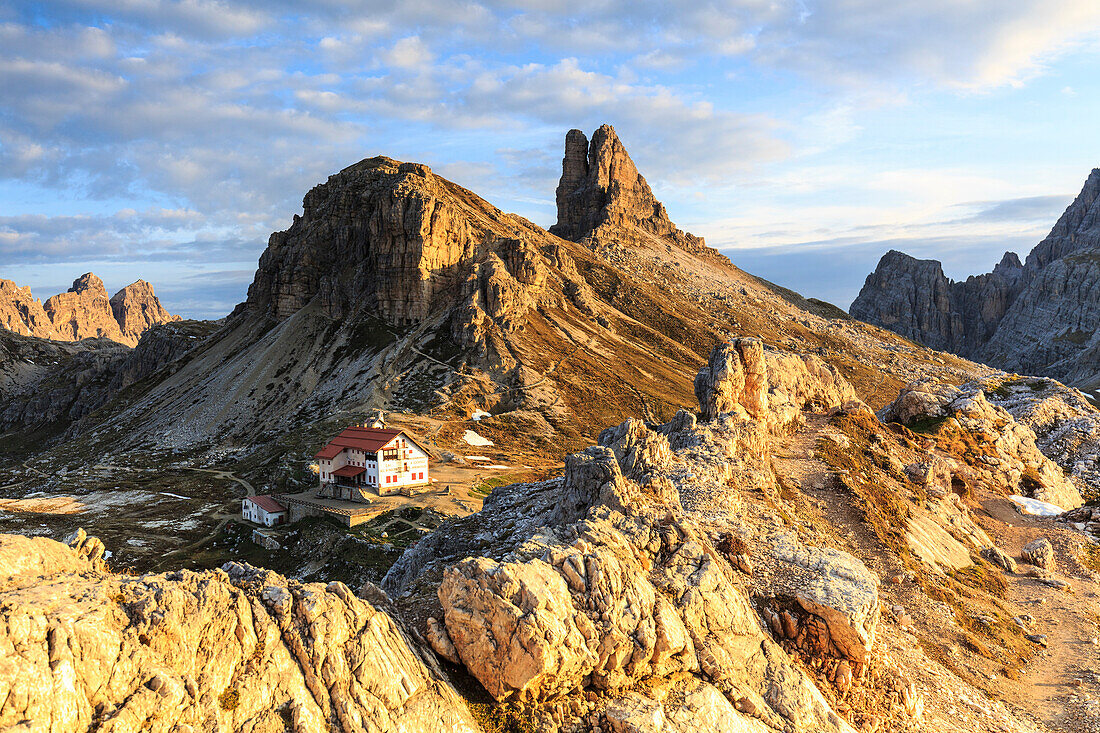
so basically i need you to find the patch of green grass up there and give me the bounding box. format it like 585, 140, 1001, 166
471, 476, 512, 497
218, 688, 240, 711
906, 415, 948, 434
1082, 543, 1100, 573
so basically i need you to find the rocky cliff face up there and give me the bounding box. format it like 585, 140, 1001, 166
111, 279, 181, 344
0, 530, 477, 732
44, 273, 126, 343
850, 251, 1023, 356
246, 157, 555, 329
550, 125, 713, 258
852, 169, 1100, 385
0, 273, 179, 347
0, 279, 60, 340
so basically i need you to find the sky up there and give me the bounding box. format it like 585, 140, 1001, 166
3, 1, 1100, 319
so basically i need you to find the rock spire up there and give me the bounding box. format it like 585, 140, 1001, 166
550, 124, 709, 255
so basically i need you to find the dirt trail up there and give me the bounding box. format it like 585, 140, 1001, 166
772, 416, 1100, 732
976, 498, 1100, 732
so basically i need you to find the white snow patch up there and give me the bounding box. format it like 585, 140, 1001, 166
471, 410, 490, 421
463, 430, 494, 447
465, 456, 491, 461
484, 465, 510, 470
159, 492, 190, 500
1009, 495, 1064, 517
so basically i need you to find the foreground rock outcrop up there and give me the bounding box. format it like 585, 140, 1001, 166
879, 378, 1085, 509
0, 532, 477, 732
0, 273, 178, 346
386, 340, 889, 732
852, 168, 1100, 387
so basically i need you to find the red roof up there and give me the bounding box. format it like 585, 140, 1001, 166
245, 495, 286, 514
312, 426, 434, 459
332, 465, 366, 478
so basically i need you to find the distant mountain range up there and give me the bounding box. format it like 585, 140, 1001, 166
0, 273, 178, 346
0, 124, 978, 460
852, 168, 1100, 389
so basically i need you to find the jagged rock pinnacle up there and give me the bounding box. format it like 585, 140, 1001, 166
1, 273, 178, 346
549, 124, 709, 255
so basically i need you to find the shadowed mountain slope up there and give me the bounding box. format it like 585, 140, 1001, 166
853, 169, 1100, 388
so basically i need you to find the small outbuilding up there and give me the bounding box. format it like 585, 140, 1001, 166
242, 495, 288, 527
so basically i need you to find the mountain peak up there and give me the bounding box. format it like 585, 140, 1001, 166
110, 280, 181, 344
69, 272, 108, 298
1, 274, 177, 346
549, 124, 708, 255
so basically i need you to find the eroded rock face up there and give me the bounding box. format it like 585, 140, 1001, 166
43, 273, 126, 343
247, 158, 556, 335
393, 341, 872, 732
0, 279, 59, 340
695, 338, 860, 429
762, 534, 880, 671
981, 376, 1100, 500
850, 251, 1023, 356
110, 279, 181, 344
1, 273, 178, 346
0, 532, 477, 733
880, 379, 1085, 509
549, 125, 712, 258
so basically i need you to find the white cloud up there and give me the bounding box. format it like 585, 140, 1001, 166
4, 0, 1100, 318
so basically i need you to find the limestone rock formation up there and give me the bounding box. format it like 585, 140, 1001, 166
247, 158, 553, 331
980, 375, 1100, 498
879, 379, 1085, 509
0, 273, 178, 346
550, 125, 713, 258
850, 251, 1023, 355
0, 279, 59, 339
43, 273, 126, 343
0, 532, 477, 732
761, 533, 880, 672
110, 279, 181, 344
388, 341, 879, 732
695, 338, 860, 430
852, 169, 1100, 386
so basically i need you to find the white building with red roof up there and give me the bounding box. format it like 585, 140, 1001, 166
314, 425, 430, 501
242, 495, 288, 527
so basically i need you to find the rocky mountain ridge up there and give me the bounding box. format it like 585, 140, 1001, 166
0, 125, 988, 462
0, 273, 179, 347
6, 339, 1098, 732
851, 169, 1100, 387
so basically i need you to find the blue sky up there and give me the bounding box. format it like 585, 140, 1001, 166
3, 1, 1100, 318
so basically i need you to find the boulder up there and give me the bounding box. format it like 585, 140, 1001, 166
981, 546, 1018, 573
1022, 538, 1055, 571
